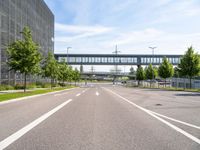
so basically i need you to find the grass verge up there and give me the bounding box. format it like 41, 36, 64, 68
0, 86, 76, 102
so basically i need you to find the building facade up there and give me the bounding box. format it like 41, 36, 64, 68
0, 0, 54, 84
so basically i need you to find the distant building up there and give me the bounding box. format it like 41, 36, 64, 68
0, 0, 54, 84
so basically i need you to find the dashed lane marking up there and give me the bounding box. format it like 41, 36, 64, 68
0, 99, 73, 149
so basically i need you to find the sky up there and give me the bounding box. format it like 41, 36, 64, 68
44, 0, 200, 71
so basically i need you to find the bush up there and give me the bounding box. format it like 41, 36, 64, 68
36, 81, 51, 88
14, 84, 24, 90
27, 83, 37, 89
0, 85, 14, 91
58, 83, 65, 87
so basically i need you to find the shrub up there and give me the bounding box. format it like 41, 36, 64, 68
0, 85, 14, 91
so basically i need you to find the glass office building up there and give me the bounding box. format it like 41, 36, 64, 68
0, 0, 54, 84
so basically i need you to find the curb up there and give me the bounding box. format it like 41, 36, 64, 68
0, 87, 78, 105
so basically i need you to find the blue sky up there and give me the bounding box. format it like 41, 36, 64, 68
44, 0, 200, 56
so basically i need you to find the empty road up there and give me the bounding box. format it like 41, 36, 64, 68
0, 84, 200, 150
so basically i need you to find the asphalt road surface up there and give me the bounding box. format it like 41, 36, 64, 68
0, 84, 200, 150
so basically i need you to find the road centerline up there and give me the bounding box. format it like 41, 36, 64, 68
103, 87, 200, 145
0, 99, 73, 150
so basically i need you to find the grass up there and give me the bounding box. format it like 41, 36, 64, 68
0, 86, 76, 102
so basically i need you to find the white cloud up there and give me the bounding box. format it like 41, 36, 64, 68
55, 23, 114, 42
108, 28, 164, 46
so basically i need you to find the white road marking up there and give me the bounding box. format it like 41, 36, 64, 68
103, 88, 200, 145
96, 92, 99, 96
0, 99, 72, 149
54, 93, 69, 96
149, 110, 200, 130
76, 93, 81, 97
0, 88, 77, 105
81, 89, 89, 94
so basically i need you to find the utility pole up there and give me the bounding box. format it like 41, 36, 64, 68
112, 45, 121, 84
112, 45, 121, 74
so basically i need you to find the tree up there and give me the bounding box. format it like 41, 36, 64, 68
42, 52, 59, 89
158, 57, 174, 87
145, 64, 156, 88
73, 68, 81, 85
173, 67, 180, 78
67, 66, 73, 84
80, 65, 83, 73
57, 59, 69, 86
136, 66, 145, 86
7, 26, 41, 92
178, 46, 200, 88
129, 66, 135, 80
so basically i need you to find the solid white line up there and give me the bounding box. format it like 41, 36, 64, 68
103, 88, 200, 145
96, 92, 99, 96
76, 93, 81, 97
149, 110, 200, 130
0, 88, 77, 105
0, 99, 72, 149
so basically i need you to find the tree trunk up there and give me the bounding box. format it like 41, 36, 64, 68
184, 78, 186, 90
51, 78, 53, 89
24, 73, 27, 92
150, 80, 152, 88
189, 77, 192, 89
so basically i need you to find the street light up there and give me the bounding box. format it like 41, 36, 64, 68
67, 47, 72, 64
149, 46, 157, 63
149, 46, 156, 55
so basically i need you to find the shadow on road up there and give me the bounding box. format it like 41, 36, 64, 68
175, 93, 200, 97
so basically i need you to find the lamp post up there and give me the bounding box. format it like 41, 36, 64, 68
67, 47, 72, 64
149, 46, 156, 63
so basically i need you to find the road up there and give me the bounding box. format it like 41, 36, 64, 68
0, 84, 200, 150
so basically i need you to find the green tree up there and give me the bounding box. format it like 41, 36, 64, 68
158, 57, 174, 87
42, 52, 59, 89
73, 68, 81, 85
178, 46, 200, 88
67, 66, 73, 85
129, 66, 135, 80
7, 26, 41, 92
136, 66, 145, 86
80, 65, 83, 73
57, 59, 69, 86
173, 67, 180, 78
145, 64, 156, 88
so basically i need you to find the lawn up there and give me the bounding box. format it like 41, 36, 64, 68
0, 86, 76, 102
